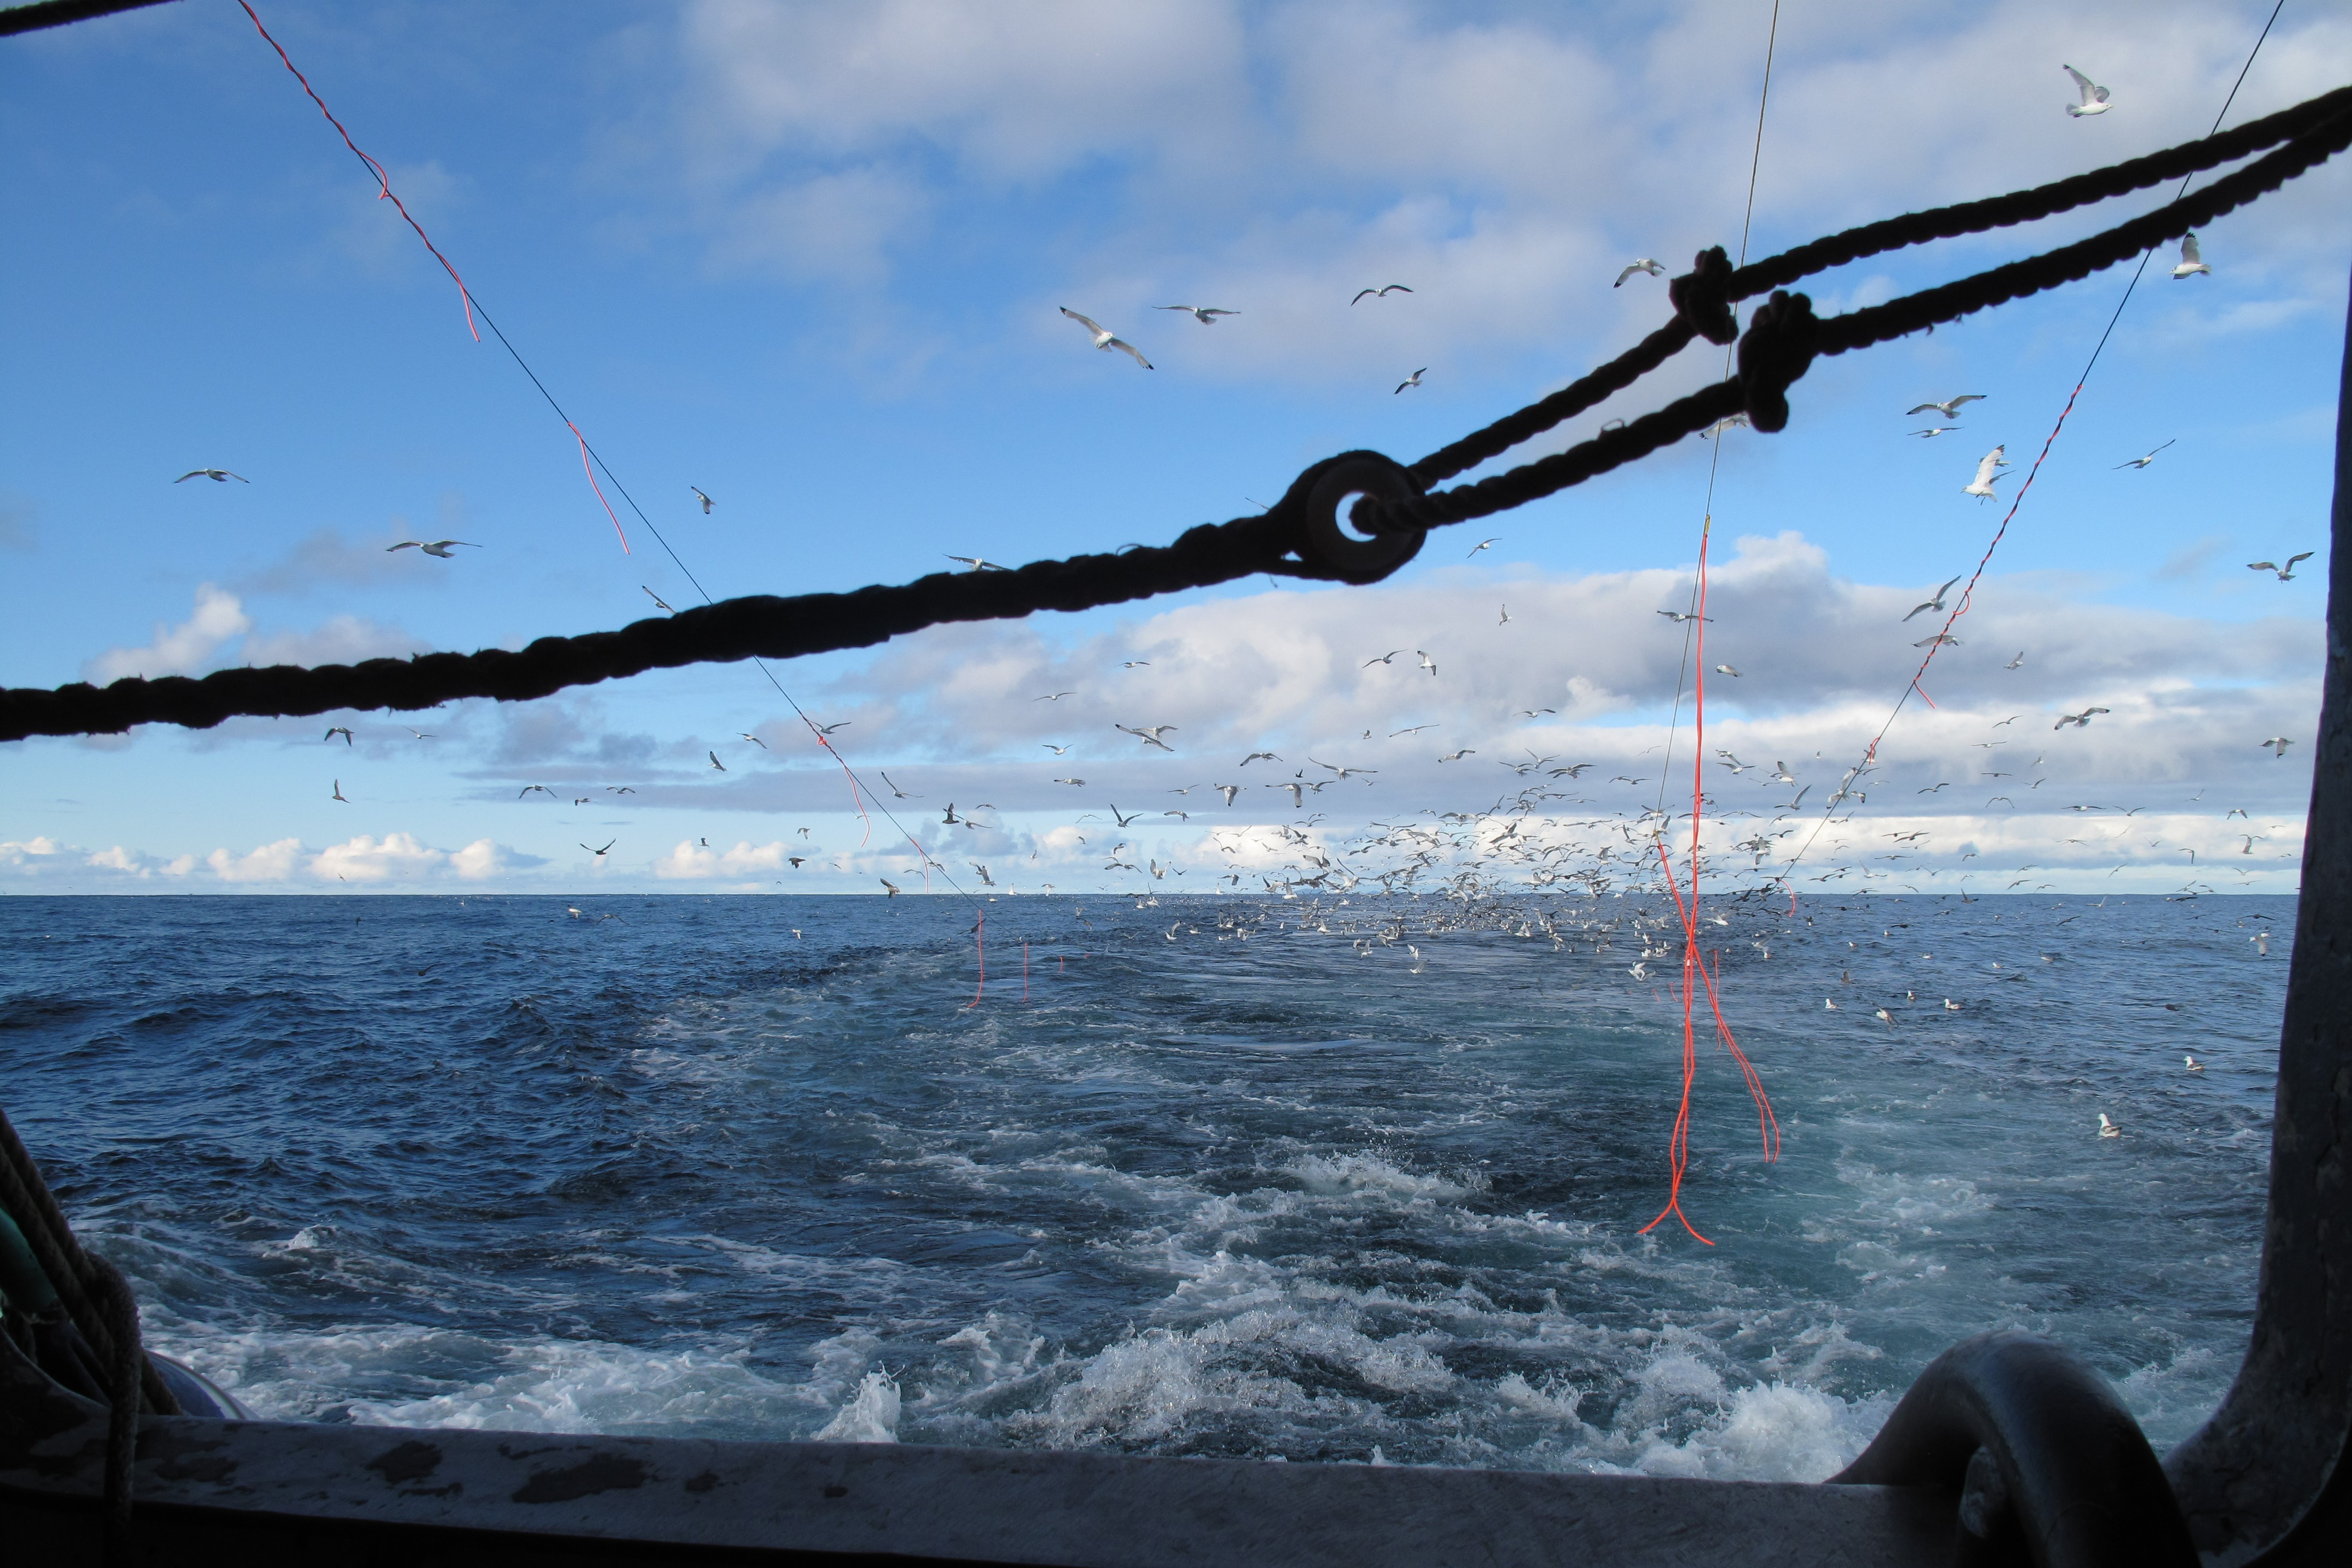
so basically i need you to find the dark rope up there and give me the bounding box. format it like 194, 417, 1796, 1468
1407, 81, 2352, 487
89, 1252, 143, 1565
0, 1108, 177, 1414
4, 91, 2348, 742
0, 0, 178, 38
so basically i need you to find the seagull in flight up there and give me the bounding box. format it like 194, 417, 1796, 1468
879, 878, 901, 897
2005, 651, 2027, 669
2064, 65, 2112, 117
707, 750, 727, 770
1467, 537, 1499, 557
519, 783, 555, 798
1417, 650, 1438, 676
2170, 234, 2210, 279
1906, 395, 1986, 420
642, 586, 674, 612
1909, 427, 1962, 438
1109, 805, 1142, 827
1059, 307, 1153, 369
331, 779, 348, 802
1042, 743, 1073, 755
2115, 440, 2175, 469
881, 772, 919, 798
812, 720, 852, 736
1154, 305, 1238, 323
691, 486, 714, 513
2054, 707, 2112, 730
175, 468, 249, 483
1963, 446, 2012, 500
1052, 777, 1085, 786
581, 839, 615, 857
1913, 633, 1961, 649
2249, 553, 2313, 581
1239, 751, 1278, 767
388, 540, 478, 557
1351, 284, 1412, 304
1117, 723, 1178, 751
1214, 784, 1241, 805
2261, 736, 2293, 757
1395, 368, 1427, 394
945, 555, 1010, 572
1714, 664, 1743, 677
1392, 723, 1439, 736
405, 728, 434, 740
1656, 609, 1712, 624
1363, 650, 1407, 667
324, 725, 353, 746
1122, 660, 1152, 669
1034, 691, 1076, 703
1498, 603, 1511, 625
740, 732, 767, 748
1439, 748, 1474, 763
1613, 259, 1665, 287
1902, 574, 1964, 622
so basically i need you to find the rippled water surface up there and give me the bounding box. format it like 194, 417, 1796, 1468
0, 892, 2286, 1476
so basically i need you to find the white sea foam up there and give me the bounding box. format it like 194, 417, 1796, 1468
815, 1370, 903, 1443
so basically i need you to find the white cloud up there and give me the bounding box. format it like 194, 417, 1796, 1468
86, 583, 251, 683
312, 832, 447, 882
0, 834, 548, 888
655, 838, 804, 878
243, 615, 431, 668
206, 838, 307, 884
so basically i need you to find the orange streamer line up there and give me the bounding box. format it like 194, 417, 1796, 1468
567, 422, 630, 553
238, 3, 478, 342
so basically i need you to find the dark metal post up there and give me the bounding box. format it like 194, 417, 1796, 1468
2162, 265, 2352, 1565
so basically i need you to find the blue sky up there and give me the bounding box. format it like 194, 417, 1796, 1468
3, 0, 2348, 895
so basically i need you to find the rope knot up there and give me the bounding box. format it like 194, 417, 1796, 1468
1668, 246, 1738, 345
1736, 289, 1818, 433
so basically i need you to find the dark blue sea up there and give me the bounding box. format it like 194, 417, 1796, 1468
0, 892, 2286, 1477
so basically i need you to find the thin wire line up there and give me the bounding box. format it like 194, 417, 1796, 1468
1655, 0, 1780, 829
235, 2, 977, 909
1776, 0, 2290, 891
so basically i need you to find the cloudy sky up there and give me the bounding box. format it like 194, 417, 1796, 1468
2, 0, 2347, 896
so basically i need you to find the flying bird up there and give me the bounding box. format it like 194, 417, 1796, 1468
1467, 538, 1499, 557
2115, 440, 2175, 469
2064, 65, 2112, 118
1238, 752, 1278, 767
1058, 307, 1153, 368
331, 779, 348, 802
387, 540, 478, 557
1439, 749, 1474, 763
405, 728, 433, 740
581, 839, 615, 857
2248, 553, 2313, 581
945, 555, 1010, 572
1351, 285, 1413, 304
1052, 777, 1086, 786
1122, 661, 1151, 669
1908, 427, 1962, 438
324, 726, 353, 746
691, 486, 714, 513
1963, 446, 2011, 500
879, 878, 901, 897
1714, 664, 1742, 677
1109, 805, 1142, 827
175, 468, 248, 484
740, 732, 767, 748
1116, 723, 1178, 751
1042, 743, 1073, 755
1913, 633, 1962, 649
1613, 259, 1665, 287
1498, 603, 1511, 625
1394, 368, 1426, 394
813, 721, 852, 735
1906, 395, 1986, 420
2005, 651, 2027, 670
519, 784, 555, 798
1034, 691, 1076, 702
2054, 708, 2112, 730
1417, 650, 1438, 676
707, 750, 726, 770
2170, 233, 2210, 279
642, 586, 674, 612
1656, 610, 1712, 624
2261, 737, 2293, 757
1214, 784, 1240, 805
1154, 305, 1238, 323
1363, 650, 1407, 667
1902, 574, 1964, 622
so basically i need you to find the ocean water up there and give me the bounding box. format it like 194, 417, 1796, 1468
0, 892, 2286, 1478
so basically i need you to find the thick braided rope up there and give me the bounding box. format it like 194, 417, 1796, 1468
1408, 81, 2352, 487
3, 93, 2347, 741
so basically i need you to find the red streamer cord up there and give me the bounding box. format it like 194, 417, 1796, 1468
568, 422, 630, 554
237, 2, 477, 342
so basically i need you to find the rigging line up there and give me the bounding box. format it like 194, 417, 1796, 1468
1775, 1, 2289, 890
1655, 0, 1779, 824
235, 2, 977, 910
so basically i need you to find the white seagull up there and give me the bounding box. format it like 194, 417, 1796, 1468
2249, 553, 2313, 581
2261, 737, 2293, 757
1714, 664, 1743, 677
2097, 1112, 2121, 1138
707, 750, 727, 771
1910, 427, 1962, 438
691, 486, 714, 513
1058, 307, 1153, 369
1351, 285, 1413, 305
1963, 446, 2011, 500
1395, 368, 1426, 394
1613, 259, 1665, 288
1902, 574, 1964, 622
945, 555, 1010, 572
2170, 234, 2210, 279
324, 725, 353, 746
175, 468, 249, 483
2115, 440, 2175, 469
1116, 723, 1178, 752
1154, 305, 1238, 323
2064, 65, 2112, 118
1906, 395, 1986, 420
2185, 1055, 2204, 1072
388, 539, 479, 557
2054, 707, 2111, 730
1416, 650, 1438, 676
